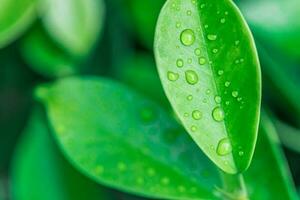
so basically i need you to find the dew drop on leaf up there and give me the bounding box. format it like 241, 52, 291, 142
214, 96, 222, 104
216, 138, 232, 156
167, 71, 179, 81
212, 48, 219, 54
191, 125, 197, 132
207, 34, 217, 41
218, 70, 224, 76
185, 70, 199, 85
198, 57, 206, 65
176, 59, 184, 68
180, 29, 195, 46
232, 91, 239, 98
220, 18, 226, 23
212, 107, 225, 122
192, 110, 202, 120
225, 81, 231, 87
194, 48, 201, 56
187, 95, 193, 101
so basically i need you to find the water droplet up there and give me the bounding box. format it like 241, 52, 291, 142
218, 70, 224, 76
237, 97, 242, 102
204, 24, 209, 29
191, 0, 196, 4
192, 110, 202, 120
167, 71, 179, 81
187, 95, 193, 101
187, 58, 192, 64
216, 138, 232, 156
240, 58, 244, 63
200, 4, 205, 8
214, 96, 222, 104
161, 177, 170, 185
225, 101, 230, 105
235, 59, 240, 64
225, 11, 229, 15
117, 162, 127, 171
206, 89, 211, 95
184, 113, 189, 117
191, 125, 197, 132
185, 70, 199, 85
212, 107, 225, 122
187, 10, 192, 16
176, 59, 184, 68
194, 48, 201, 56
225, 81, 231, 87
176, 22, 181, 28
212, 48, 219, 54
232, 91, 239, 98
180, 29, 195, 46
235, 40, 240, 46
220, 18, 226, 23
239, 151, 244, 156
207, 34, 217, 41
199, 57, 206, 65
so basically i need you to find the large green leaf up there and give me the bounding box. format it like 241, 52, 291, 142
11, 108, 111, 200
40, 0, 105, 57
37, 77, 296, 200
154, 0, 261, 174
21, 25, 79, 77
36, 77, 219, 200
238, 0, 300, 59
0, 0, 36, 48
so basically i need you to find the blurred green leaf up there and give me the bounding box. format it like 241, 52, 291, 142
21, 25, 79, 77
40, 0, 105, 57
36, 77, 297, 199
154, 0, 261, 174
11, 108, 112, 200
0, 0, 36, 48
238, 0, 300, 59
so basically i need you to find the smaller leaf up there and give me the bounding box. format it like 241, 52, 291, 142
11, 108, 111, 200
40, 0, 105, 57
21, 25, 79, 77
0, 0, 36, 48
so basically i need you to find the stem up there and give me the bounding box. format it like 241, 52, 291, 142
217, 170, 249, 200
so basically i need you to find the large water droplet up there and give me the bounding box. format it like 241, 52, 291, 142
212, 107, 225, 122
217, 138, 232, 156
167, 71, 179, 81
185, 70, 199, 85
176, 59, 184, 68
192, 110, 202, 120
180, 29, 195, 46
207, 34, 217, 41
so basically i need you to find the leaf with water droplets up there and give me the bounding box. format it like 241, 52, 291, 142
40, 0, 105, 57
11, 108, 111, 200
0, 0, 36, 48
154, 0, 261, 173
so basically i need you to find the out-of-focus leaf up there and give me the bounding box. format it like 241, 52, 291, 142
11, 108, 112, 200
0, 0, 36, 48
238, 0, 300, 59
154, 0, 261, 174
125, 0, 164, 48
21, 25, 79, 78
116, 54, 169, 107
36, 76, 219, 200
37, 77, 297, 199
40, 0, 105, 57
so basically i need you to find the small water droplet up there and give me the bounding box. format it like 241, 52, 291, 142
225, 11, 229, 15
176, 22, 181, 28
185, 70, 199, 85
237, 97, 242, 102
161, 177, 170, 185
225, 81, 231, 87
204, 24, 209, 29
239, 151, 244, 156
191, 125, 197, 132
214, 96, 222, 104
194, 48, 201, 56
199, 57, 206, 65
180, 29, 195, 46
212, 48, 219, 54
187, 10, 192, 16
218, 70, 224, 76
212, 107, 225, 122
225, 101, 230, 105
232, 91, 239, 98
207, 34, 217, 41
206, 89, 211, 95
187, 95, 193, 101
187, 58, 192, 64
216, 138, 232, 156
240, 58, 244, 63
235, 40, 240, 46
191, 0, 196, 4
184, 112, 189, 117
192, 110, 202, 120
167, 71, 179, 81
220, 18, 226, 23
200, 4, 205, 8
176, 59, 184, 68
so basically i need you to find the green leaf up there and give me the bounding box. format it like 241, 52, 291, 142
40, 0, 105, 57
238, 0, 300, 58
11, 108, 111, 200
36, 76, 219, 200
36, 77, 296, 199
0, 0, 36, 48
21, 25, 79, 77
154, 0, 261, 174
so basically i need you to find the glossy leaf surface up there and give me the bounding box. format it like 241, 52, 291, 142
238, 0, 300, 58
40, 0, 105, 56
37, 77, 296, 200
21, 26, 78, 77
0, 0, 36, 48
154, 0, 261, 174
12, 108, 110, 200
